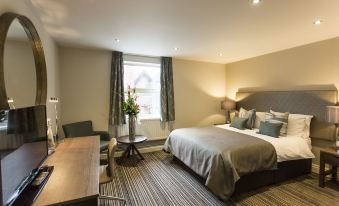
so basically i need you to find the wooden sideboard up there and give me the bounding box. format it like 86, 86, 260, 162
33, 136, 100, 206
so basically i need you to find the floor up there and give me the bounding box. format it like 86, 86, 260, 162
100, 151, 339, 206
116, 139, 166, 152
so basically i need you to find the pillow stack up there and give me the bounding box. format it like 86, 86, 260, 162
238, 108, 256, 129
265, 110, 289, 136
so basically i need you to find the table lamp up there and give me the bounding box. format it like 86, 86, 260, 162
325, 106, 339, 148
221, 99, 236, 124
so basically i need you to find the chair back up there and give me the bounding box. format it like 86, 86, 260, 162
107, 138, 118, 179
62, 120, 94, 138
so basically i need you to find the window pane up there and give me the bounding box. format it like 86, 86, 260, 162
124, 92, 160, 119
124, 61, 160, 90
123, 59, 161, 119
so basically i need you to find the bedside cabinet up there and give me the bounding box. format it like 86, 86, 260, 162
319, 147, 339, 187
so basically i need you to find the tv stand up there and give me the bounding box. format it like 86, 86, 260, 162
11, 166, 54, 206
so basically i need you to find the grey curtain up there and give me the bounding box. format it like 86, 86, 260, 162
160, 57, 175, 127
109, 51, 125, 126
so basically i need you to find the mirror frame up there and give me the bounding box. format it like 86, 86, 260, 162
0, 12, 47, 110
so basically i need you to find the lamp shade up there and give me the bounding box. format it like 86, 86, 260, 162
221, 99, 236, 110
325, 106, 339, 124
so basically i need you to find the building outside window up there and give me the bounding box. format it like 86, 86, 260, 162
123, 55, 161, 120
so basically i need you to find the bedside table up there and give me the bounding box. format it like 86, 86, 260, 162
319, 147, 339, 187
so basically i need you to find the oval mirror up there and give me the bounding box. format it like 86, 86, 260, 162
0, 12, 47, 110
4, 19, 37, 109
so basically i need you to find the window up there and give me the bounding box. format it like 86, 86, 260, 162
123, 55, 161, 120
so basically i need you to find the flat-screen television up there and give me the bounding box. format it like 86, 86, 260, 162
0, 105, 48, 206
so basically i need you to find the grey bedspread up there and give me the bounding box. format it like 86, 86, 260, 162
163, 126, 277, 200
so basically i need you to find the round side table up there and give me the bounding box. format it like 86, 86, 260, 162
117, 135, 147, 163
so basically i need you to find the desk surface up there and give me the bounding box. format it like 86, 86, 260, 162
34, 136, 100, 205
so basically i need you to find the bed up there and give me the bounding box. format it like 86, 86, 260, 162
163, 87, 338, 201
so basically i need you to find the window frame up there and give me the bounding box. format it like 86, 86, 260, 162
123, 55, 161, 120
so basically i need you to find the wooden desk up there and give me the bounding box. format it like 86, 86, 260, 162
34, 136, 100, 206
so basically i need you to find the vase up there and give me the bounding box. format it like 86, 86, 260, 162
128, 114, 136, 141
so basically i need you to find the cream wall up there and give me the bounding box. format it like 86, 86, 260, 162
59, 47, 111, 132
173, 59, 226, 128
226, 36, 339, 101
59, 47, 227, 138
0, 1, 60, 133
4, 40, 36, 108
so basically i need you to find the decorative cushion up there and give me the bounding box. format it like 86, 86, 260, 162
230, 117, 248, 130
258, 121, 283, 138
254, 112, 266, 129
265, 110, 289, 136
239, 108, 256, 129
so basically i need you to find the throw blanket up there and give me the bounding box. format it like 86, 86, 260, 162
163, 126, 277, 200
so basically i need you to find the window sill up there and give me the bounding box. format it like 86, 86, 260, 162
139, 117, 161, 121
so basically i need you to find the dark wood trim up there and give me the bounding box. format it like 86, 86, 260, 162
0, 12, 47, 110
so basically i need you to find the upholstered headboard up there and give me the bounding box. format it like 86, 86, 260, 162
236, 86, 338, 142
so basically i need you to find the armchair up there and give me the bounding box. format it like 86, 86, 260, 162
62, 120, 110, 152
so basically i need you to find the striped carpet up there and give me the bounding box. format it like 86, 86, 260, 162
100, 151, 339, 206
117, 139, 166, 152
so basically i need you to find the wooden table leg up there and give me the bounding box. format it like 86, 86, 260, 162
133, 144, 144, 160
132, 144, 135, 156
319, 153, 325, 187
331, 165, 337, 182
127, 145, 131, 158
120, 145, 131, 163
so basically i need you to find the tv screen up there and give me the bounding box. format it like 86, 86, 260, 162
0, 105, 48, 206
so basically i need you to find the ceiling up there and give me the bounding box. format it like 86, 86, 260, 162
29, 0, 339, 63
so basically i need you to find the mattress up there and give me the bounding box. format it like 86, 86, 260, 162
216, 124, 315, 162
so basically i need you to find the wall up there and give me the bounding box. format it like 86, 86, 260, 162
4, 40, 36, 108
226, 36, 339, 101
173, 59, 226, 128
59, 47, 227, 139
0, 0, 60, 133
59, 47, 111, 132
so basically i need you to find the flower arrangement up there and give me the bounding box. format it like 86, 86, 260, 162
122, 86, 140, 116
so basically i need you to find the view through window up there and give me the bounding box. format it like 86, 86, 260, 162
123, 58, 161, 119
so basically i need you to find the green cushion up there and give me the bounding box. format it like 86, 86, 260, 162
258, 121, 283, 138
230, 117, 248, 130
239, 108, 256, 129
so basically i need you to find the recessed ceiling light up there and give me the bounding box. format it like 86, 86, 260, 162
252, 0, 262, 4
173, 47, 179, 51
313, 20, 322, 25
114, 38, 120, 43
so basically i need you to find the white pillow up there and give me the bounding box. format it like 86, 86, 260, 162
287, 117, 306, 137
287, 114, 313, 147
254, 112, 266, 129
